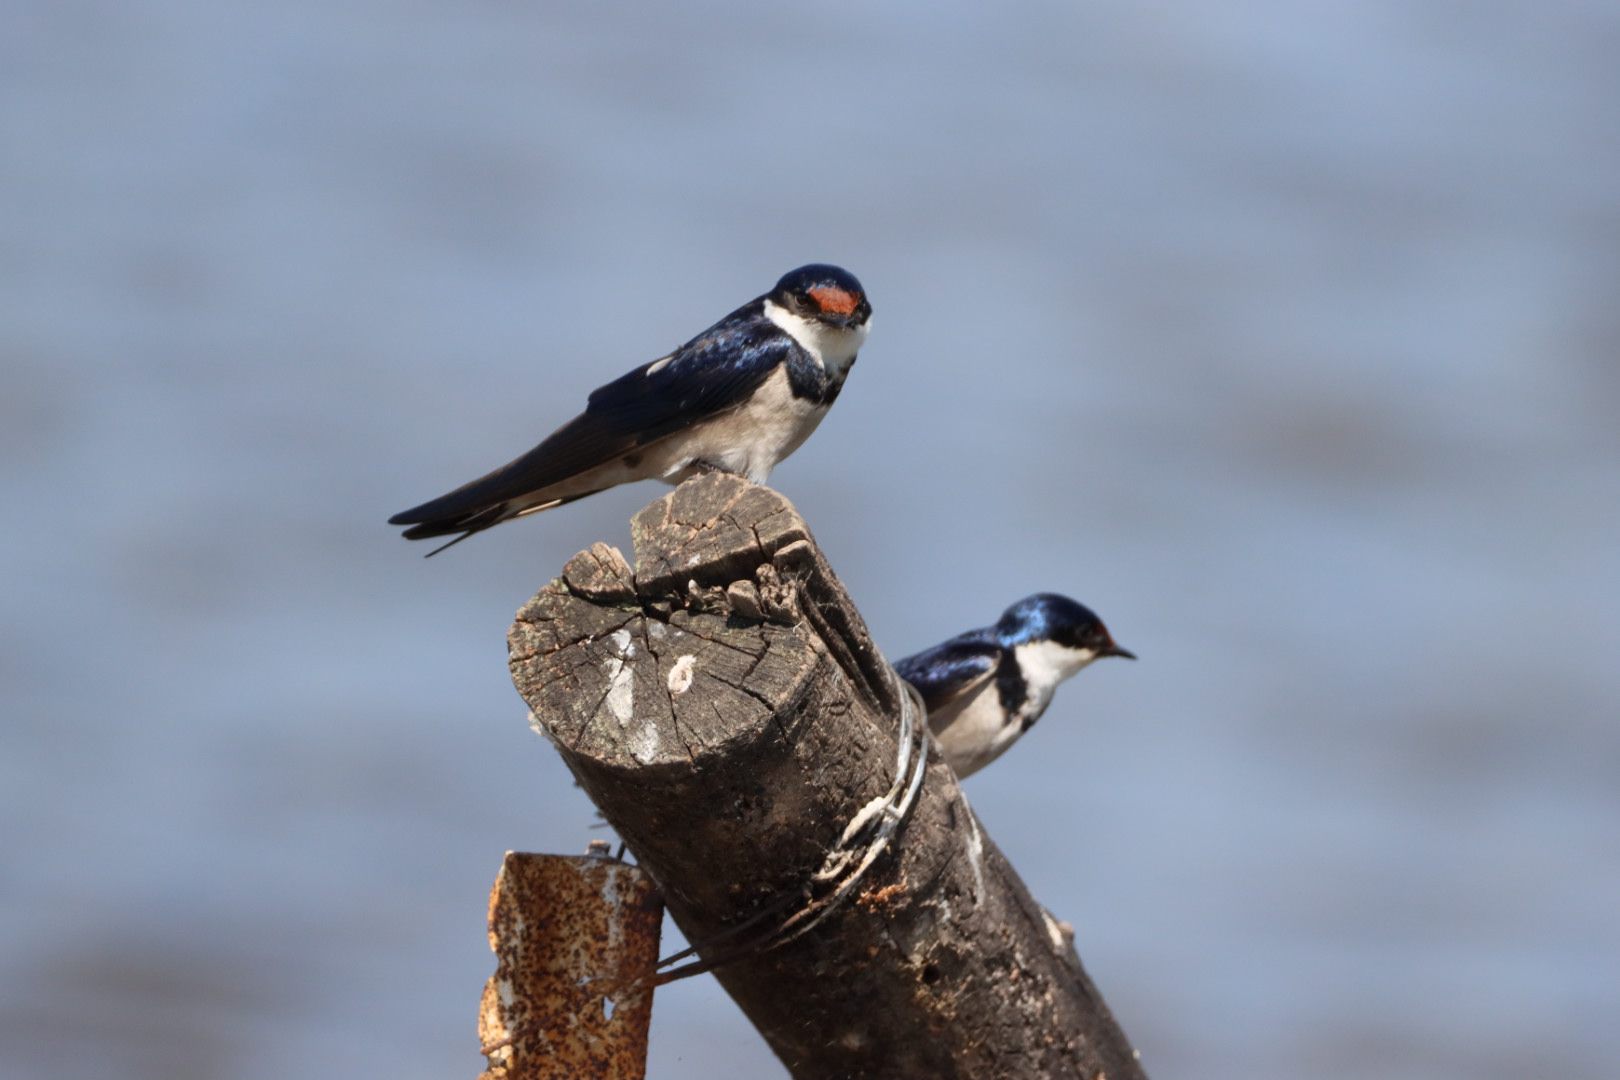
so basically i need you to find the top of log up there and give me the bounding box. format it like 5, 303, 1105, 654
628, 477, 810, 597
511, 473, 897, 775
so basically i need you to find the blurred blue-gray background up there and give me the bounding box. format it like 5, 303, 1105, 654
4, 2, 1617, 1078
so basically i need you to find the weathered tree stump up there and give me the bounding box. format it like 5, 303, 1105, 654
508, 473, 1146, 1080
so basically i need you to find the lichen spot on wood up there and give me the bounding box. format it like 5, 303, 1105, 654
667, 654, 697, 695
603, 629, 636, 724
630, 722, 659, 764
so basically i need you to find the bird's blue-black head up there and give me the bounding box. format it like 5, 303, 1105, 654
770, 264, 872, 329
996, 593, 1134, 659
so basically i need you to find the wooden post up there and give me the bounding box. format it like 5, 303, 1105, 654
509, 474, 1148, 1080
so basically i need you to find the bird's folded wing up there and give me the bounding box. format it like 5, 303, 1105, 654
389, 324, 793, 525
892, 636, 1002, 714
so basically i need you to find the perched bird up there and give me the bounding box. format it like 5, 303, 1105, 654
389, 264, 872, 554
893, 594, 1134, 779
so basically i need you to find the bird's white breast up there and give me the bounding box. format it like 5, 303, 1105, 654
926, 642, 1098, 780
658, 365, 825, 483
929, 681, 1022, 780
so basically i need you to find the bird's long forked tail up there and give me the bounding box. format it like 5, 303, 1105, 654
419, 529, 482, 558
391, 503, 507, 557
390, 492, 600, 557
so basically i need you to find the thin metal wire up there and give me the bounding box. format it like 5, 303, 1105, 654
639, 668, 929, 988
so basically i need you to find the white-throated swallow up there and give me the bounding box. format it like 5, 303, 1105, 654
389, 264, 871, 554
892, 594, 1134, 779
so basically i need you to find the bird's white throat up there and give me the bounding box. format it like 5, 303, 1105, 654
1013, 639, 1097, 711
763, 298, 867, 376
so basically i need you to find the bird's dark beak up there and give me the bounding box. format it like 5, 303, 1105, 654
825, 309, 868, 330
1102, 643, 1136, 660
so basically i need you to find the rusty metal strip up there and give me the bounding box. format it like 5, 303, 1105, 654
478, 852, 663, 1080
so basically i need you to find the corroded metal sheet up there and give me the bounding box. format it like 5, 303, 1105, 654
478, 852, 662, 1080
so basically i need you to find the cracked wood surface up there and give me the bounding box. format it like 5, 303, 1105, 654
509, 473, 1148, 1080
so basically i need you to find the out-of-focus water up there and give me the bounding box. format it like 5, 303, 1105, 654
3, 2, 1617, 1077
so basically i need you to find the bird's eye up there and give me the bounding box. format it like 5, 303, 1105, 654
1068, 626, 1104, 651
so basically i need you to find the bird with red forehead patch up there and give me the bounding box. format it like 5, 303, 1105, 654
764, 263, 872, 334
391, 264, 872, 555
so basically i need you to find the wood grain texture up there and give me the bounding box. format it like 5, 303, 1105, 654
509, 473, 1147, 1080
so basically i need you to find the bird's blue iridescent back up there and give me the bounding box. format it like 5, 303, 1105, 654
588, 307, 793, 427
892, 628, 1003, 713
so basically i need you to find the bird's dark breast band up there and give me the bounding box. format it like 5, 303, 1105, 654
784, 351, 849, 406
